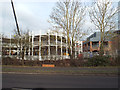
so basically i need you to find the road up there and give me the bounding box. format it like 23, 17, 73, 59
2, 73, 118, 88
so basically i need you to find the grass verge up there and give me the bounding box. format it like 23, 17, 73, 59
2, 65, 119, 76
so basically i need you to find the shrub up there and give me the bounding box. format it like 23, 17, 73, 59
69, 59, 80, 67
2, 57, 22, 65
87, 55, 111, 66
110, 56, 120, 66
115, 56, 120, 66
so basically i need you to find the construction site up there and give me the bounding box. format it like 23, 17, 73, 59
1, 33, 83, 61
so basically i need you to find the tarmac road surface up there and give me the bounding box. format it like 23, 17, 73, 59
2, 73, 118, 88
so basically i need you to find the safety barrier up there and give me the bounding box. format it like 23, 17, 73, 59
42, 64, 55, 67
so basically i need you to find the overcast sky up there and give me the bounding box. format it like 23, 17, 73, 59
0, 0, 119, 38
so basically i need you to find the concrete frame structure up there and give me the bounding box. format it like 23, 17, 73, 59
1, 32, 83, 61
76, 41, 83, 53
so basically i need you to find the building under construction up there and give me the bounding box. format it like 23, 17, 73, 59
1, 33, 83, 61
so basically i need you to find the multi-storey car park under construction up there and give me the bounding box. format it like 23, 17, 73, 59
1, 33, 83, 61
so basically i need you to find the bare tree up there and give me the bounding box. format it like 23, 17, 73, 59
13, 29, 31, 65
49, 0, 86, 59
89, 0, 120, 56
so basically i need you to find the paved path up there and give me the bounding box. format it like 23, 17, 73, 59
2, 73, 118, 88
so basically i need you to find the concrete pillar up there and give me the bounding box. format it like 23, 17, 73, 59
20, 37, 22, 59
66, 36, 68, 58
28, 34, 31, 60
78, 41, 81, 54
90, 41, 92, 52
56, 33, 57, 60
24, 47, 26, 60
28, 34, 30, 58
9, 35, 11, 57
48, 33, 50, 60
17, 37, 19, 59
75, 42, 77, 58
24, 36, 26, 60
61, 35, 62, 60
39, 31, 41, 61
32, 34, 34, 60
71, 38, 72, 56
87, 43, 89, 58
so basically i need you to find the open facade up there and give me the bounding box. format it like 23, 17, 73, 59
1, 33, 83, 61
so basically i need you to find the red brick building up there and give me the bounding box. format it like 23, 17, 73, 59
83, 32, 112, 56
111, 30, 120, 57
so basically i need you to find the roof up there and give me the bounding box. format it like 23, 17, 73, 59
83, 31, 112, 44
87, 32, 101, 41
113, 30, 120, 34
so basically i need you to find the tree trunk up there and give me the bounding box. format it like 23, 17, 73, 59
100, 41, 104, 56
99, 32, 104, 56
22, 46, 25, 66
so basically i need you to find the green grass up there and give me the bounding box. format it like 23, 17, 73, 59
2, 65, 120, 68
2, 65, 119, 75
